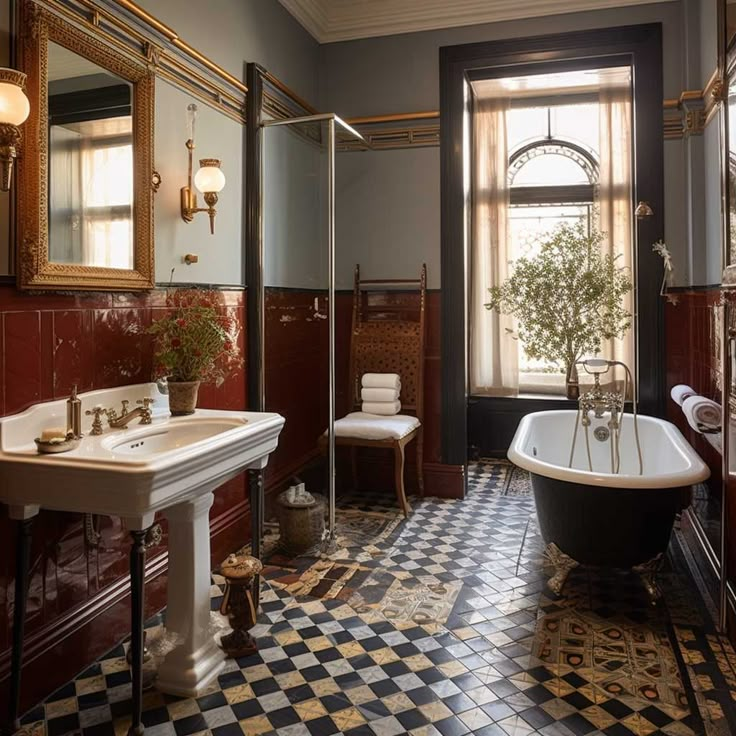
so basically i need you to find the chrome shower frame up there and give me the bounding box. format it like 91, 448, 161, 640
260, 114, 364, 549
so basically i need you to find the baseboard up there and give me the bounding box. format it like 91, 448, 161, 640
424, 462, 465, 499
346, 450, 465, 500
0, 494, 250, 716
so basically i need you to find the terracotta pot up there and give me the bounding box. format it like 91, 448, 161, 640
168, 380, 200, 415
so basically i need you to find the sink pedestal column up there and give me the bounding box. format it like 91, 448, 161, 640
157, 492, 226, 697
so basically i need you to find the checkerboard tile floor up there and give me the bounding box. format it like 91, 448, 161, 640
17, 461, 736, 736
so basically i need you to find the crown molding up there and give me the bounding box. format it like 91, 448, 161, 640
278, 0, 677, 44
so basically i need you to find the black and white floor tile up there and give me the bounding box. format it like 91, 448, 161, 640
17, 461, 736, 736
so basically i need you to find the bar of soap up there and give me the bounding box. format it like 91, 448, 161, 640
40, 427, 66, 442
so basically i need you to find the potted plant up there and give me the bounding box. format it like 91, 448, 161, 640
486, 223, 632, 399
149, 289, 243, 415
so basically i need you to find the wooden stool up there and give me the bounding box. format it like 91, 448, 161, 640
219, 553, 262, 658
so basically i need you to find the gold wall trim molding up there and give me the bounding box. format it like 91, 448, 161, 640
340, 74, 725, 151
33, 0, 247, 123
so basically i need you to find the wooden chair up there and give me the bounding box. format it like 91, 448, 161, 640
330, 264, 427, 517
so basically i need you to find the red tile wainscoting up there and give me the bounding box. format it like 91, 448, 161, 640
664, 290, 722, 489
0, 286, 249, 716
334, 290, 463, 500
262, 288, 462, 501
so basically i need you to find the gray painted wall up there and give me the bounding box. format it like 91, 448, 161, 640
263, 124, 328, 289
133, 0, 321, 286
320, 2, 705, 289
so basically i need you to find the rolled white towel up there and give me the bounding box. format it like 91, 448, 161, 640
361, 387, 400, 403
671, 384, 696, 407
682, 395, 722, 433
362, 373, 401, 391
362, 400, 401, 416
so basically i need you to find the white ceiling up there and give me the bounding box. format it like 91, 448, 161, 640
278, 0, 677, 44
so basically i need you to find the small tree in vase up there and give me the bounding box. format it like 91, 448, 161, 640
486, 223, 632, 399
149, 289, 243, 415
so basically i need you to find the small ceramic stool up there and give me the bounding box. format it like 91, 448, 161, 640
219, 553, 263, 657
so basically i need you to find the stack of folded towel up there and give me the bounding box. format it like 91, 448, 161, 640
361, 373, 401, 416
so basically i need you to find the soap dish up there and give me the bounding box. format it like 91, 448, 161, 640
34, 433, 80, 454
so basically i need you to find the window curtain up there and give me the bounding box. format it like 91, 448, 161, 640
470, 95, 518, 396
597, 80, 635, 393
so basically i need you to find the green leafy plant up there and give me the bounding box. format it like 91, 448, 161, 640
485, 222, 632, 384
149, 289, 243, 385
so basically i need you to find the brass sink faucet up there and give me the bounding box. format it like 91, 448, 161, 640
107, 398, 154, 429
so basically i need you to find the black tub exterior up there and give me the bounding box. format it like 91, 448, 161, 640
530, 472, 689, 568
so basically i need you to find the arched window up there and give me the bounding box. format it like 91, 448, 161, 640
507, 131, 602, 385
508, 138, 599, 262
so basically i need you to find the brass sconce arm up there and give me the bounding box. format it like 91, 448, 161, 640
0, 68, 30, 193
180, 124, 225, 234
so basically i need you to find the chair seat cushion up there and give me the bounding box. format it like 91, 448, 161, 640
333, 412, 421, 441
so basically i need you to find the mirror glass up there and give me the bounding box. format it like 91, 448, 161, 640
47, 41, 134, 269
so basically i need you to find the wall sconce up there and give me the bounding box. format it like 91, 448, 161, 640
635, 201, 654, 220
180, 103, 226, 234
0, 68, 30, 192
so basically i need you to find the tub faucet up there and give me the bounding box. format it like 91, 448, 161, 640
578, 371, 624, 426
107, 398, 154, 428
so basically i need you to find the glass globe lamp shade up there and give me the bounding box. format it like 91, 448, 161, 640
0, 70, 30, 126
194, 159, 225, 194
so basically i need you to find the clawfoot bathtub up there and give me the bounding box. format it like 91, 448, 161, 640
508, 410, 710, 599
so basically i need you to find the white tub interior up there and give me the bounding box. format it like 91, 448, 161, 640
509, 410, 710, 487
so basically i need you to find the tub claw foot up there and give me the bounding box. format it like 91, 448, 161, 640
544, 543, 578, 596
634, 554, 664, 605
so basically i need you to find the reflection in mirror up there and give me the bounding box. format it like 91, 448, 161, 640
47, 42, 134, 269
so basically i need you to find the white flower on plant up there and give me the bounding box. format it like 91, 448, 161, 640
652, 240, 678, 305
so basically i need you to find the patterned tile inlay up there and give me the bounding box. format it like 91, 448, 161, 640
16, 460, 736, 736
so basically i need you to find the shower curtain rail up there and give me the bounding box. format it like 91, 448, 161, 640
262, 113, 365, 143
260, 111, 364, 550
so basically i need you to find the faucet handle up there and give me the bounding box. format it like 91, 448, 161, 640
137, 397, 154, 425
85, 406, 107, 436
120, 399, 130, 415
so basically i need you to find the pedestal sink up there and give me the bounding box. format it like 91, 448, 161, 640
0, 382, 284, 735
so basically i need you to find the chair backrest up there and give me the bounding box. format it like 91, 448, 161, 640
348, 264, 427, 421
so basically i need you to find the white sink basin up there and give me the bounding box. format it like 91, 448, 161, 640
102, 419, 245, 457
0, 382, 285, 525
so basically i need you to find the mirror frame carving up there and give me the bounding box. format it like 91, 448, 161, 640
17, 0, 155, 291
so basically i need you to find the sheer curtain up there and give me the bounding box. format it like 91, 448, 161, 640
470, 95, 518, 395
597, 78, 635, 390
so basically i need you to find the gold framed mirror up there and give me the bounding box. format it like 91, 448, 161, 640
17, 0, 154, 290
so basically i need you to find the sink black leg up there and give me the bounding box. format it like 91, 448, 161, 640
5, 517, 34, 736
248, 470, 263, 609
128, 529, 148, 736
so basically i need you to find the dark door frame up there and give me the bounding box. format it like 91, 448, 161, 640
439, 23, 665, 466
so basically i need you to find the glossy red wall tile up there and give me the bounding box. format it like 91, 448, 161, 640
0, 285, 248, 715
665, 290, 722, 488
